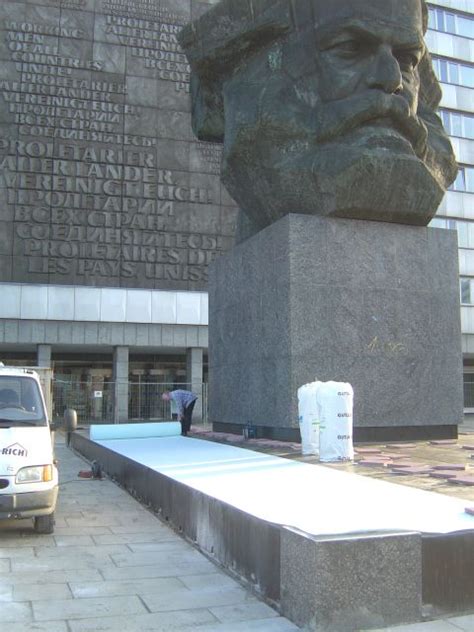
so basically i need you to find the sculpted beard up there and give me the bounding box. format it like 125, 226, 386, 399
223, 87, 428, 185
312, 91, 428, 160
221, 86, 449, 232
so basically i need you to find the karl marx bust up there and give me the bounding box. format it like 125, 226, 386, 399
179, 0, 458, 241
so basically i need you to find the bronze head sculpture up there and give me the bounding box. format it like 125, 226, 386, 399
179, 0, 458, 240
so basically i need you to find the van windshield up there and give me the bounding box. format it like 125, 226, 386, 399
0, 376, 47, 426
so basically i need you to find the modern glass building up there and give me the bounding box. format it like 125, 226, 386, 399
427, 0, 474, 413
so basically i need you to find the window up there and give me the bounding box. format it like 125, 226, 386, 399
428, 6, 474, 38
0, 376, 47, 426
429, 218, 474, 249
458, 15, 474, 38
429, 217, 446, 229
432, 57, 474, 89
455, 221, 470, 248
461, 278, 473, 304
448, 166, 474, 193
449, 167, 467, 192
440, 109, 474, 140
463, 373, 474, 408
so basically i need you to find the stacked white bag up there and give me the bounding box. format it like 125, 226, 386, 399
297, 382, 320, 456
316, 381, 354, 462
297, 380, 354, 461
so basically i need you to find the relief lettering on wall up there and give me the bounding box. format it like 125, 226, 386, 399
49, 0, 88, 7
0, 138, 220, 282
102, 16, 191, 91
0, 0, 236, 289
100, 1, 187, 25
1, 22, 153, 146
196, 143, 222, 176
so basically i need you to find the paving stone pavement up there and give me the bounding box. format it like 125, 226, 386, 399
367, 615, 474, 632
1, 433, 474, 632
0, 433, 298, 632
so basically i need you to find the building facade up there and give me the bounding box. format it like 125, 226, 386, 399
0, 0, 473, 422
0, 0, 229, 422
427, 0, 474, 413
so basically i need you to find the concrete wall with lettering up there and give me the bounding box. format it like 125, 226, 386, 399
0, 0, 236, 291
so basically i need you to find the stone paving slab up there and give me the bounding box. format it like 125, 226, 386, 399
140, 586, 259, 613
67, 608, 220, 632
179, 572, 245, 591
32, 595, 148, 621
68, 576, 186, 599
11, 555, 118, 573
367, 618, 474, 631
13, 582, 73, 602
210, 602, 280, 623
0, 559, 9, 572
447, 614, 474, 631
0, 569, 103, 586
0, 601, 32, 623
371, 606, 474, 631
100, 560, 216, 581
4, 624, 68, 632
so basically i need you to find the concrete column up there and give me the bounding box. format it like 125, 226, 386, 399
113, 346, 129, 423
37, 344, 52, 367
186, 347, 203, 422
36, 345, 53, 419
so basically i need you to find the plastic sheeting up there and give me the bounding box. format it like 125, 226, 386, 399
297, 382, 320, 456
90, 421, 181, 441
93, 434, 474, 537
317, 381, 354, 462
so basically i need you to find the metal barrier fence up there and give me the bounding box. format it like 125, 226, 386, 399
52, 379, 208, 425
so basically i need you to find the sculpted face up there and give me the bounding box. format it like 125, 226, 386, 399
180, 0, 457, 239
311, 0, 424, 153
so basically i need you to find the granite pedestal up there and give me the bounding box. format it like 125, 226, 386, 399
209, 214, 463, 441
280, 529, 422, 631
72, 430, 474, 630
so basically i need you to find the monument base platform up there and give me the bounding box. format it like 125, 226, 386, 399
209, 214, 463, 439
212, 421, 459, 443
71, 431, 474, 631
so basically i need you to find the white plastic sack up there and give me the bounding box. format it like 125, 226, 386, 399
297, 382, 320, 456
316, 381, 354, 462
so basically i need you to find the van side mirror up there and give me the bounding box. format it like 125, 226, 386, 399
64, 409, 77, 433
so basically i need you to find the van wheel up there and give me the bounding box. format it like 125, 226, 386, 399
34, 513, 55, 534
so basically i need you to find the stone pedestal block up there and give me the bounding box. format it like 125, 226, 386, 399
280, 528, 422, 631
209, 214, 463, 440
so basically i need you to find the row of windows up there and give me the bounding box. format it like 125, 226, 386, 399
449, 165, 474, 193
440, 109, 474, 140
429, 6, 474, 308
430, 218, 474, 249
432, 56, 474, 89
428, 5, 474, 39
433, 219, 474, 303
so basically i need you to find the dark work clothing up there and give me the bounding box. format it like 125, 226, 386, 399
169, 389, 198, 436
181, 398, 196, 435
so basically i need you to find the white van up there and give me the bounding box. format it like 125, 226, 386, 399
0, 365, 75, 534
